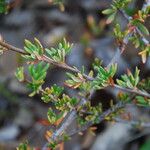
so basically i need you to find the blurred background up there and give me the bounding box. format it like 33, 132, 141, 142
0, 0, 150, 149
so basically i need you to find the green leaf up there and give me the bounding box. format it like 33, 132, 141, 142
136, 22, 149, 35
17, 142, 28, 150
45, 38, 73, 63
15, 67, 24, 82
52, 0, 64, 5
27, 62, 49, 96
47, 108, 57, 124
34, 38, 44, 55
117, 67, 140, 88
23, 38, 44, 62
140, 139, 150, 150
0, 0, 7, 14
102, 8, 115, 15
106, 12, 116, 24
41, 84, 64, 103
136, 96, 150, 107
93, 64, 117, 89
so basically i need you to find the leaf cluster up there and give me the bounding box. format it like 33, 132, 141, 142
102, 0, 131, 24
136, 96, 150, 107
23, 38, 44, 62
46, 39, 73, 63
117, 67, 140, 88
41, 84, 64, 103
15, 62, 49, 96
93, 64, 117, 89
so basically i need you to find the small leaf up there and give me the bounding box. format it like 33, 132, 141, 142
102, 8, 115, 15
136, 96, 149, 106
139, 50, 147, 63
136, 22, 149, 35
15, 67, 24, 82
17, 142, 28, 150
106, 12, 116, 24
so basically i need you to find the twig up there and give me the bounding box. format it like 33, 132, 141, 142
42, 91, 94, 149
0, 40, 150, 98
114, 117, 150, 128
42, 101, 126, 150
113, 84, 150, 98
107, 33, 132, 68
0, 40, 26, 55
121, 9, 149, 45
107, 0, 150, 68
63, 1, 150, 148
1, 39, 150, 148
42, 55, 93, 81
1, 37, 150, 150
69, 101, 126, 135
120, 0, 150, 45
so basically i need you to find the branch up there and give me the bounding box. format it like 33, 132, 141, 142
69, 101, 126, 135
113, 84, 150, 98
121, 9, 149, 45
60, 105, 150, 143
119, 0, 150, 45
42, 90, 94, 149
42, 1, 150, 148
42, 101, 126, 150
0, 37, 150, 149
114, 117, 150, 128
0, 40, 150, 98
107, 33, 132, 68
107, 0, 150, 68
0, 40, 26, 55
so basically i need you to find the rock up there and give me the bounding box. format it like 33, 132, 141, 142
80, 0, 111, 10
8, 78, 28, 94
0, 125, 20, 141
68, 38, 129, 74
90, 38, 129, 72
4, 10, 33, 27
91, 123, 131, 150
14, 107, 33, 128
45, 10, 73, 24
24, 0, 49, 8
43, 26, 67, 46
68, 43, 86, 68
0, 97, 9, 122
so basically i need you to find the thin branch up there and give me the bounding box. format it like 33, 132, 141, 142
42, 101, 126, 150
0, 40, 26, 55
113, 84, 150, 98
120, 0, 150, 45
107, 33, 132, 68
121, 9, 150, 45
42, 1, 150, 148
69, 101, 126, 135
49, 97, 88, 142
0, 1, 149, 149
114, 117, 150, 128
1, 37, 150, 150
43, 56, 149, 98
42, 90, 94, 149
63, 106, 150, 142
0, 40, 150, 98
107, 0, 150, 68
42, 55, 93, 81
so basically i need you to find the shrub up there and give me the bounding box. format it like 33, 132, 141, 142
0, 0, 150, 149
